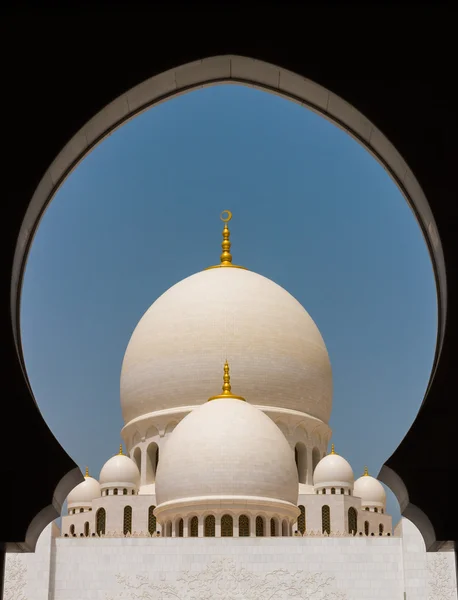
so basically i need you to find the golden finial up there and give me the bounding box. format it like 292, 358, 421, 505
330, 444, 335, 455
205, 211, 247, 270
208, 360, 246, 401
363, 465, 369, 476
85, 466, 89, 478
118, 444, 123, 455
220, 211, 233, 266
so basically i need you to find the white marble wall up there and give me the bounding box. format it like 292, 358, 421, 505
4, 518, 457, 600
426, 551, 457, 600
51, 536, 404, 600
4, 522, 57, 600
399, 518, 457, 600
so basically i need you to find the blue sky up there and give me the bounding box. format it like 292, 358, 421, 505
21, 85, 437, 522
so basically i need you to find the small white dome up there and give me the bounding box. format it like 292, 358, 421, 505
353, 469, 386, 508
99, 448, 140, 490
313, 446, 354, 489
67, 472, 100, 506
155, 395, 299, 509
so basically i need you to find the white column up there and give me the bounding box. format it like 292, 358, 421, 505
141, 448, 147, 487
215, 515, 221, 538
306, 447, 314, 485
250, 515, 256, 537
198, 515, 204, 538
233, 515, 239, 537
183, 518, 189, 538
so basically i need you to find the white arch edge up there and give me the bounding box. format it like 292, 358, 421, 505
9, 56, 446, 549
11, 55, 445, 394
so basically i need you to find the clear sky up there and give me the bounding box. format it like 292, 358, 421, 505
21, 84, 437, 523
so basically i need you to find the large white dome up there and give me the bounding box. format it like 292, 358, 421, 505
155, 396, 299, 508
121, 267, 332, 425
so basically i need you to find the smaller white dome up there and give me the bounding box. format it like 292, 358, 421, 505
67, 471, 100, 507
99, 447, 140, 490
156, 396, 299, 508
353, 469, 386, 508
313, 446, 354, 489
155, 359, 300, 529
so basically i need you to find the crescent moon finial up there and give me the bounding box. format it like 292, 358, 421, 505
220, 210, 232, 223
205, 210, 247, 271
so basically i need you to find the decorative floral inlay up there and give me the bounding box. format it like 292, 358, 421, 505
4, 554, 27, 600
427, 554, 456, 600
106, 558, 347, 599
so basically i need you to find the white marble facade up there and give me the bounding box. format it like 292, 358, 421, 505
4, 518, 457, 600
7, 219, 456, 599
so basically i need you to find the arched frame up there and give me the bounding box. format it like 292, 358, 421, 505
189, 516, 198, 537
255, 515, 265, 537
204, 515, 215, 537
123, 506, 132, 535
10, 55, 446, 550
221, 514, 233, 537
348, 507, 357, 535
133, 447, 141, 474
295, 442, 307, 484
148, 506, 156, 535
145, 442, 159, 485
96, 508, 106, 536
322, 505, 331, 535
239, 515, 250, 537
298, 505, 306, 535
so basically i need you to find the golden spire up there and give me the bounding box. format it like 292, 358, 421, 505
220, 216, 232, 266
205, 211, 247, 270
330, 444, 335, 455
208, 360, 246, 401
363, 465, 369, 476
118, 444, 123, 455
85, 466, 89, 478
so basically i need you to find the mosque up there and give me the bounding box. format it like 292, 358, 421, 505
5, 212, 456, 600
